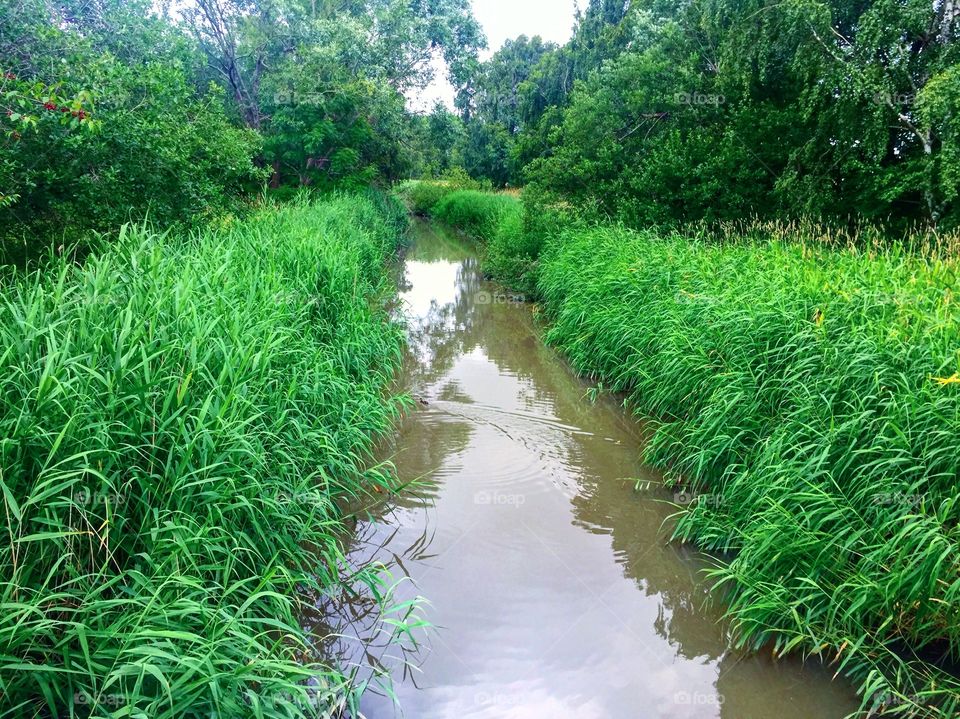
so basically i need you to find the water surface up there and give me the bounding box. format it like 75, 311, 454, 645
323, 220, 859, 719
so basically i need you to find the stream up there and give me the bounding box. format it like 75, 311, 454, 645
319, 219, 860, 718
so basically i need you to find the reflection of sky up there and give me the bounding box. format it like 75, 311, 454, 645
400, 260, 461, 318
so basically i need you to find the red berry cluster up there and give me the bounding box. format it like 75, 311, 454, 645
43, 102, 57, 110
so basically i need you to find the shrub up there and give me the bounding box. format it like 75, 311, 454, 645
0, 62, 263, 265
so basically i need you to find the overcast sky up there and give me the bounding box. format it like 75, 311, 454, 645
409, 0, 580, 112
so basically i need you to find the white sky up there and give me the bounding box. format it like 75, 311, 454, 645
409, 0, 580, 112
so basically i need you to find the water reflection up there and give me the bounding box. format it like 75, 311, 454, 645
320, 221, 859, 719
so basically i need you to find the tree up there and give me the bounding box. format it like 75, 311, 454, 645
0, 0, 263, 261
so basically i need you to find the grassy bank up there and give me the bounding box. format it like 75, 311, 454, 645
417, 183, 960, 717
398, 182, 536, 295
0, 194, 412, 718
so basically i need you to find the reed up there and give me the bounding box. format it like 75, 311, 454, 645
536, 226, 960, 716
0, 193, 416, 718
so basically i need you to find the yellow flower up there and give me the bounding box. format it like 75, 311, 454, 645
932, 373, 960, 386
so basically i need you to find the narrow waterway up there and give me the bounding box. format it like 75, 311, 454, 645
325, 219, 859, 718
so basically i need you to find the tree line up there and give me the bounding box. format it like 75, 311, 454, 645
0, 0, 481, 260
425, 0, 960, 231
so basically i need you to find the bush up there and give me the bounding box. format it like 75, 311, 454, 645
0, 194, 415, 718
0, 1, 265, 264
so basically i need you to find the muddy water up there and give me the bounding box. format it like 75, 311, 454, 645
330, 220, 859, 718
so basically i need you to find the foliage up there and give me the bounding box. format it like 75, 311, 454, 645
395, 172, 486, 215
0, 0, 265, 262
0, 0, 486, 253
455, 35, 557, 185
430, 189, 520, 240
403, 102, 467, 179
0, 194, 419, 718
535, 224, 960, 717
181, 0, 484, 187
460, 0, 960, 230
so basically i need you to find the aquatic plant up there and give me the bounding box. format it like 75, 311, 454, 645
0, 194, 417, 717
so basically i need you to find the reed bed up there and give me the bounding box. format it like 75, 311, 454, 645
0, 194, 413, 718
430, 190, 520, 241
424, 185, 960, 716
537, 226, 960, 716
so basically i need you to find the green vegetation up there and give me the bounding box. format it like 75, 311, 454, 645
0, 194, 416, 717
1, 0, 482, 261
539, 228, 960, 716
426, 184, 960, 716
431, 190, 520, 240
5, 0, 960, 714
440, 0, 960, 231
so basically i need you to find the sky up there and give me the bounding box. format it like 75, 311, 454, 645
408, 0, 580, 112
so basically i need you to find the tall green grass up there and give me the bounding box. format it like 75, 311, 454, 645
428, 188, 960, 715
0, 194, 413, 718
536, 226, 960, 716
430, 190, 520, 241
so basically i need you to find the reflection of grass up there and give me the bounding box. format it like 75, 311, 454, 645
0, 194, 420, 717
538, 225, 960, 717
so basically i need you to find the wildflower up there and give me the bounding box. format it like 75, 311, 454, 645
932, 374, 960, 387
